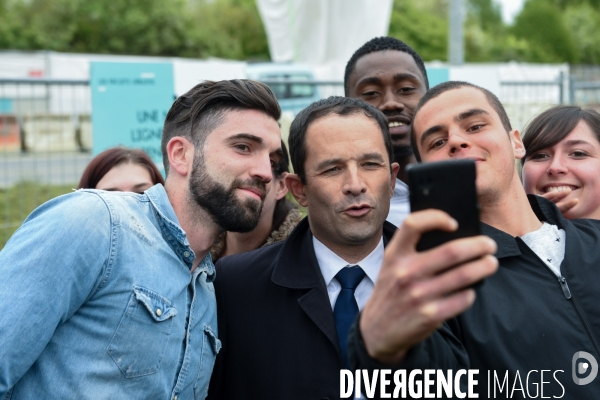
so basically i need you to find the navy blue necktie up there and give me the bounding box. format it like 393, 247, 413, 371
334, 266, 365, 369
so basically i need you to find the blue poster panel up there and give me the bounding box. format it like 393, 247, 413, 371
90, 62, 175, 175
425, 67, 450, 88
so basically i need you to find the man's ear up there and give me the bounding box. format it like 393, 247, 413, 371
166, 136, 195, 177
285, 173, 308, 207
274, 172, 289, 201
510, 129, 526, 160
390, 162, 400, 196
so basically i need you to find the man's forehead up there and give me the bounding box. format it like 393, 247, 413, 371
305, 113, 382, 149
212, 109, 279, 138
307, 112, 378, 131
416, 87, 493, 125
352, 50, 423, 83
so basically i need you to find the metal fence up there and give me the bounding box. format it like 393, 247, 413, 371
2, 71, 600, 247
570, 65, 600, 111
500, 77, 566, 132
1, 78, 93, 247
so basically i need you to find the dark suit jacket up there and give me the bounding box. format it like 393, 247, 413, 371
207, 217, 397, 400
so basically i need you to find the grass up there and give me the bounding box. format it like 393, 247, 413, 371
0, 181, 75, 249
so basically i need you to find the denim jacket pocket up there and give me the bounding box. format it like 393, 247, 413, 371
108, 286, 177, 378
194, 325, 221, 399
203, 325, 221, 355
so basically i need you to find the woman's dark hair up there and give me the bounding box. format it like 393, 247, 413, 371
271, 140, 296, 231
522, 105, 600, 165
78, 147, 165, 189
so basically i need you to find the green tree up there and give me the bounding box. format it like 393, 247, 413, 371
512, 0, 579, 63
187, 0, 270, 60
389, 0, 448, 61
0, 0, 194, 56
552, 0, 600, 9
464, 0, 505, 61
564, 3, 600, 64
467, 0, 503, 33
68, 0, 192, 56
0, 0, 19, 48
0, 0, 270, 60
464, 0, 536, 62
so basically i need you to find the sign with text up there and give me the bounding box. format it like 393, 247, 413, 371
90, 62, 175, 175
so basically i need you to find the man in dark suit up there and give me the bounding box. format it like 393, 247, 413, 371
207, 94, 496, 399
207, 96, 399, 399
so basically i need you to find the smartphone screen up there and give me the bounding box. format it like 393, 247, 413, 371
407, 159, 480, 252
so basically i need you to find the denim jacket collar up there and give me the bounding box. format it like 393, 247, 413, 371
146, 184, 187, 245
146, 184, 215, 280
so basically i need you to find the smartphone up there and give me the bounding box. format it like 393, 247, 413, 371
407, 159, 480, 252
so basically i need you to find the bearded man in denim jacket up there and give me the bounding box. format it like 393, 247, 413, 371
0, 80, 283, 400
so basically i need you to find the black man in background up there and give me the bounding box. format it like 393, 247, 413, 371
345, 36, 429, 226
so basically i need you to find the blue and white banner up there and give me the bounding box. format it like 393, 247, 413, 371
90, 62, 175, 174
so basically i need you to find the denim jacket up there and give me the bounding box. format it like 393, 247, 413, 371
0, 184, 219, 400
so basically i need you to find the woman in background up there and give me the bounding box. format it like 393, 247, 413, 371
78, 147, 164, 192
522, 105, 600, 219
211, 141, 303, 261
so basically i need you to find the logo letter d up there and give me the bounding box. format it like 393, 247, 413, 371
572, 351, 598, 385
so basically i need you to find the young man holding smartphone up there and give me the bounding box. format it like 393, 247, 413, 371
350, 81, 600, 398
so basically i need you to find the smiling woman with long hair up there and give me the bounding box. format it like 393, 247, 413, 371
522, 105, 600, 219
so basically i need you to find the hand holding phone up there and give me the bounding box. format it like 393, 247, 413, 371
407, 159, 480, 252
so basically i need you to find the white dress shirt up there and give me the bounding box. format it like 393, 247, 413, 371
312, 236, 384, 311
386, 178, 410, 227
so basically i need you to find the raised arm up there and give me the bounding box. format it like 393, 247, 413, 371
356, 209, 498, 366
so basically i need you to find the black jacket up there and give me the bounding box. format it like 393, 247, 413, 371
349, 196, 600, 398
208, 217, 397, 400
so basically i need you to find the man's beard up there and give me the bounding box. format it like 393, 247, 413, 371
188, 154, 265, 233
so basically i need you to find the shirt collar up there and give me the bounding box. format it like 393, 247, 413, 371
145, 184, 187, 244
312, 235, 384, 286
480, 194, 569, 260
145, 184, 209, 274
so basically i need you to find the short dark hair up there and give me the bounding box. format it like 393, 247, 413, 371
288, 96, 393, 184
78, 147, 164, 189
272, 140, 297, 230
410, 81, 512, 162
344, 36, 429, 94
161, 79, 281, 174
274, 140, 290, 178
522, 105, 600, 165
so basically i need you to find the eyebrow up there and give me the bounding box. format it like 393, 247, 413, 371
420, 124, 444, 146
419, 108, 490, 146
314, 153, 385, 171
564, 139, 595, 148
356, 73, 422, 88
455, 108, 490, 122
228, 133, 264, 144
